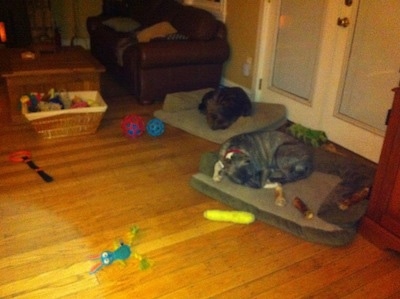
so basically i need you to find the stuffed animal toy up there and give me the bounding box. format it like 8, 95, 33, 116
88, 226, 151, 274
287, 123, 328, 147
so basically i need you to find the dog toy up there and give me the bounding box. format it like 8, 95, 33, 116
204, 210, 255, 224
146, 118, 165, 137
287, 123, 328, 147
88, 226, 151, 274
9, 150, 53, 182
89, 242, 131, 274
274, 184, 287, 207
293, 196, 313, 219
121, 114, 145, 138
338, 187, 370, 210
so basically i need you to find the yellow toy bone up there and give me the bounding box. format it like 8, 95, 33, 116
204, 210, 255, 224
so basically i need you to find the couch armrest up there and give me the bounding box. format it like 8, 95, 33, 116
87, 15, 111, 34
138, 39, 230, 68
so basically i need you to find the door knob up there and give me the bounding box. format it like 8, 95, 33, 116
337, 17, 350, 28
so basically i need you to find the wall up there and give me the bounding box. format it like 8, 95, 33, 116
51, 0, 102, 47
223, 0, 262, 93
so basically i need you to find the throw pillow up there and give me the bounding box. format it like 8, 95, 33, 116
165, 33, 189, 41
102, 17, 141, 33
136, 22, 177, 43
150, 33, 189, 42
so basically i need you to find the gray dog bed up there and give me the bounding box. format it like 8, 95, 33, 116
154, 88, 287, 144
190, 148, 376, 246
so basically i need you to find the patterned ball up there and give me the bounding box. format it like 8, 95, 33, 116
146, 118, 165, 137
121, 114, 145, 138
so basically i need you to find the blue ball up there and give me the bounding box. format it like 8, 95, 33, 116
146, 118, 165, 137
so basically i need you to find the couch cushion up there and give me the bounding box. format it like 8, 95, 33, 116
102, 17, 141, 32
136, 21, 177, 43
171, 6, 218, 41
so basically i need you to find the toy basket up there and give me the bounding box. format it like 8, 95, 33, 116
22, 91, 108, 139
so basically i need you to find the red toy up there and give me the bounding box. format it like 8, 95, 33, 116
121, 114, 145, 138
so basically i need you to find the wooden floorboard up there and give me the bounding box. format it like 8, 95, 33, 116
0, 74, 399, 298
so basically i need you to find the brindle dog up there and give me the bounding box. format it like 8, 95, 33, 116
213, 130, 314, 188
198, 87, 252, 130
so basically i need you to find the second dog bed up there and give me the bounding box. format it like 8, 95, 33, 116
154, 88, 287, 144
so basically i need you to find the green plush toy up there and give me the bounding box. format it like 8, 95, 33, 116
287, 123, 328, 147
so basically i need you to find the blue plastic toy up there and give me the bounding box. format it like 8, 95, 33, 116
146, 118, 165, 137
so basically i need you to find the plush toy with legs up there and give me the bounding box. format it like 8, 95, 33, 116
88, 226, 151, 274
287, 123, 328, 147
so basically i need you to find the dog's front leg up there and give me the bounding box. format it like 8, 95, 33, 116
213, 160, 224, 182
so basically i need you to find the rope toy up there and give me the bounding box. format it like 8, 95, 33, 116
9, 150, 53, 183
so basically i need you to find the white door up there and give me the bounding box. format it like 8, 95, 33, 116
256, 0, 400, 163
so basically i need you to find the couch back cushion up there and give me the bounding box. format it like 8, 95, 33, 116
127, 0, 180, 26
102, 0, 130, 17
128, 0, 163, 24
171, 6, 218, 41
102, 0, 219, 40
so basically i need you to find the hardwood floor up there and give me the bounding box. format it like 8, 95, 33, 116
1, 77, 400, 298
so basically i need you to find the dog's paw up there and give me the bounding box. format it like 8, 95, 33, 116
263, 181, 279, 189
213, 160, 224, 182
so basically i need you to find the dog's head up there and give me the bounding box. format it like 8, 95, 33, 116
206, 111, 238, 130
200, 88, 248, 130
222, 149, 265, 188
205, 97, 239, 130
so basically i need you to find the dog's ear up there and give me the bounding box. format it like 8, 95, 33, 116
198, 90, 215, 113
223, 150, 249, 163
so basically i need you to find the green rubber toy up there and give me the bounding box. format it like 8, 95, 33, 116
204, 210, 255, 224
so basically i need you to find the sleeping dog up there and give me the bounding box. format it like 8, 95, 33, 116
198, 87, 252, 130
213, 130, 313, 188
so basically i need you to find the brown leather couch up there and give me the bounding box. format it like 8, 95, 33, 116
87, 0, 230, 104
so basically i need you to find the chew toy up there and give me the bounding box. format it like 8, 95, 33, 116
338, 187, 370, 210
146, 118, 165, 137
293, 197, 313, 219
121, 114, 145, 138
204, 210, 255, 224
88, 226, 151, 274
89, 242, 132, 274
9, 150, 53, 182
274, 184, 287, 207
287, 123, 328, 147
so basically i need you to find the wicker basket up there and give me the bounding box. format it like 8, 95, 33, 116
22, 91, 107, 139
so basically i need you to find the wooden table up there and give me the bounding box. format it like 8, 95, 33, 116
0, 46, 105, 123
